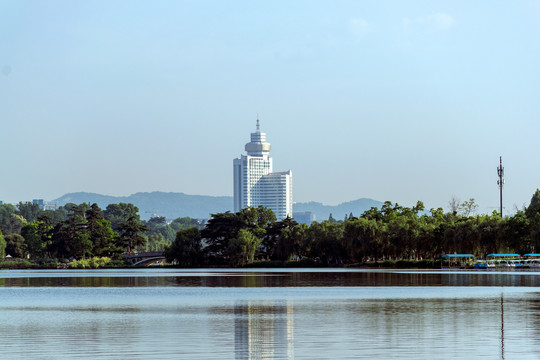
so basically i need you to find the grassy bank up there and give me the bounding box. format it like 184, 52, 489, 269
0, 257, 127, 269
1, 257, 444, 270
0, 259, 59, 269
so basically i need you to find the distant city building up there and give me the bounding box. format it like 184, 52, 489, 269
32, 199, 45, 209
0, 201, 3, 205
233, 120, 293, 220
32, 199, 57, 211
43, 202, 58, 211
293, 211, 315, 225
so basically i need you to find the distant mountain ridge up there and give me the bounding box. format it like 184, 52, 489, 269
293, 198, 383, 221
53, 192, 382, 221
54, 192, 232, 220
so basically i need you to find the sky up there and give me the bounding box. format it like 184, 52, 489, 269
1, 0, 540, 215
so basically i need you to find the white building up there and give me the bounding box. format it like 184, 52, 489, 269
233, 120, 293, 220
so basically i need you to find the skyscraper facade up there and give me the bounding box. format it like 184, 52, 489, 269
233, 121, 293, 220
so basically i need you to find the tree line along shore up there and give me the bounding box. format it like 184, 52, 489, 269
1, 190, 540, 269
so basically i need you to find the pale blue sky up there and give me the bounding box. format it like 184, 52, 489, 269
1, 0, 540, 214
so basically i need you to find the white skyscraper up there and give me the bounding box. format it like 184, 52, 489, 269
233, 120, 293, 220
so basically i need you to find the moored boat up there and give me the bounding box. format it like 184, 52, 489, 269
473, 260, 495, 269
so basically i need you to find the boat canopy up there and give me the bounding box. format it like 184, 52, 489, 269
486, 254, 520, 257
442, 254, 475, 258
523, 254, 540, 257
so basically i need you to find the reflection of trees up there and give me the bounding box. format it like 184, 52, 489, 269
527, 294, 540, 347
234, 301, 294, 360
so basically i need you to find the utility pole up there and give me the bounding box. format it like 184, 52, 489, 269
497, 156, 504, 218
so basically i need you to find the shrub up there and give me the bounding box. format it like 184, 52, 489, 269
0, 259, 34, 269
69, 257, 112, 269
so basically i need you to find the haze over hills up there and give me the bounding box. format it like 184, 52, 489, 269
54, 192, 232, 220
53, 192, 383, 221
292, 198, 384, 221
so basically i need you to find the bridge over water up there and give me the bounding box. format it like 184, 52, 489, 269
122, 251, 165, 266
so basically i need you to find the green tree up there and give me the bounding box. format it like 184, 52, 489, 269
202, 207, 276, 259
0, 230, 6, 259
5, 234, 27, 258
306, 221, 345, 264
506, 210, 530, 253
273, 218, 304, 261
147, 216, 167, 228
343, 217, 381, 262
85, 204, 119, 258
16, 202, 42, 222
0, 204, 24, 235
155, 226, 176, 242
451, 219, 478, 254
164, 227, 202, 266
416, 209, 445, 259
517, 190, 540, 254
448, 196, 460, 216
228, 228, 260, 267
388, 212, 424, 259
527, 213, 540, 254
8, 214, 25, 235
475, 214, 505, 255
41, 206, 69, 223
139, 233, 170, 252
459, 198, 479, 217
362, 206, 384, 222
104, 203, 141, 232
50, 214, 90, 259
170, 217, 204, 231
202, 211, 241, 256
21, 220, 52, 259
21, 222, 41, 259
525, 189, 540, 218
64, 203, 91, 219
263, 217, 303, 261
117, 216, 150, 253
238, 206, 276, 238
143, 216, 177, 242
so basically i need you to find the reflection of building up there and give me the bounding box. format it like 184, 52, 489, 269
233, 120, 293, 220
234, 301, 294, 360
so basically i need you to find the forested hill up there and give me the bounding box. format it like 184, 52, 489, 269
53, 192, 382, 221
293, 198, 383, 221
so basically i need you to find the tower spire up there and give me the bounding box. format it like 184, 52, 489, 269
497, 156, 504, 218
256, 115, 260, 132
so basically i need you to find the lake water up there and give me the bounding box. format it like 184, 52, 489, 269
0, 268, 539, 359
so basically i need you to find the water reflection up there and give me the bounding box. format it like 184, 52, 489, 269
234, 301, 294, 360
1, 270, 540, 359
501, 294, 505, 360
2, 269, 540, 287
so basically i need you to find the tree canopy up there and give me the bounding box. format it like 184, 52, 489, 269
4, 190, 540, 268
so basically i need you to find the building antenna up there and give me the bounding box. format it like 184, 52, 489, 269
256, 114, 260, 131
497, 156, 504, 218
